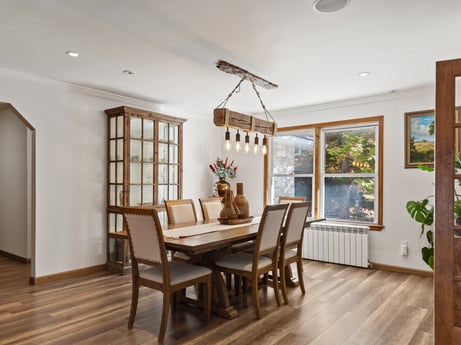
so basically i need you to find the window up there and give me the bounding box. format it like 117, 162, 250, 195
269, 131, 315, 215
267, 116, 383, 230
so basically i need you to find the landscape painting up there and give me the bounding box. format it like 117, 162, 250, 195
405, 109, 435, 168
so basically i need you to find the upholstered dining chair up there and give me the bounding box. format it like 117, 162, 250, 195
278, 202, 310, 305
164, 199, 198, 225
198, 197, 223, 221
120, 207, 212, 343
214, 203, 289, 319
278, 195, 306, 204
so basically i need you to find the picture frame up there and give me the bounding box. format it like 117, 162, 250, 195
405, 109, 435, 168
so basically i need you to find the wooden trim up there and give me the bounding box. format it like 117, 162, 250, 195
434, 58, 461, 344
30, 264, 106, 285
370, 262, 433, 277
0, 250, 30, 264
268, 115, 384, 229
104, 105, 187, 124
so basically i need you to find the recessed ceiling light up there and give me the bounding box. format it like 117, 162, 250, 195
122, 69, 135, 75
358, 72, 370, 77
313, 0, 350, 13
65, 51, 80, 57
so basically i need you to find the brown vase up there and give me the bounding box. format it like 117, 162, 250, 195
234, 183, 250, 219
214, 178, 231, 198
220, 189, 239, 219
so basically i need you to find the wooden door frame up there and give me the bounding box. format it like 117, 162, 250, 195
435, 57, 461, 344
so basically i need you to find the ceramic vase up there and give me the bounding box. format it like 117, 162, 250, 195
234, 182, 250, 219
214, 178, 231, 198
220, 189, 239, 219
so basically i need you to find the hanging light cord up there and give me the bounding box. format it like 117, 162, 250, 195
216, 77, 245, 108
251, 81, 275, 123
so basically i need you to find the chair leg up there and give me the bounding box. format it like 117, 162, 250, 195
296, 258, 306, 295
252, 275, 262, 319
128, 283, 139, 329
280, 261, 289, 305
272, 263, 281, 307
158, 292, 170, 343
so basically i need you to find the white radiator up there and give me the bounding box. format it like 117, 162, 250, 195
302, 222, 369, 268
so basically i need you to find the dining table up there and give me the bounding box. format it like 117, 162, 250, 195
162, 216, 324, 319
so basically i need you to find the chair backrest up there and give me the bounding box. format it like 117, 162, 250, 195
164, 199, 198, 225
120, 207, 168, 273
283, 202, 310, 248
199, 197, 223, 221
254, 204, 289, 256
278, 195, 306, 204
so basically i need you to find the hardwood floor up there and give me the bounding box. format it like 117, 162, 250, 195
0, 255, 433, 345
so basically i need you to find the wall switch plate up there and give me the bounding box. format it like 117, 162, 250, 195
400, 240, 408, 256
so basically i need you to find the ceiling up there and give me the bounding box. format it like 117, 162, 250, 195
1, 0, 461, 119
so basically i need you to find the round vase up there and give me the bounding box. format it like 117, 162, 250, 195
234, 182, 250, 219
214, 178, 231, 198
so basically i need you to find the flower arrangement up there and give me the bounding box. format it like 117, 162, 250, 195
209, 157, 237, 180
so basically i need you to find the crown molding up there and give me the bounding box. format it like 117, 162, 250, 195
270, 85, 434, 118
0, 67, 166, 112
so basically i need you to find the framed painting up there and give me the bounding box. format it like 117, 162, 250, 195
405, 109, 435, 168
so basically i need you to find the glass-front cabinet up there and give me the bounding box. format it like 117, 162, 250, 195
105, 106, 186, 273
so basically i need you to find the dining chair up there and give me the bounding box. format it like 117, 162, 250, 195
214, 203, 289, 319
120, 207, 212, 343
278, 202, 310, 305
164, 199, 198, 225
198, 197, 223, 221
278, 195, 306, 204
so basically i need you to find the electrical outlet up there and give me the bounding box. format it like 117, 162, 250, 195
400, 240, 408, 256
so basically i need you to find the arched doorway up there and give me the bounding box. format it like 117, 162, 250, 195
0, 103, 35, 280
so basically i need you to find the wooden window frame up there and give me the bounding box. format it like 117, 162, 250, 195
265, 116, 384, 231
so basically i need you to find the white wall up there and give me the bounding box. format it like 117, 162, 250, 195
0, 67, 434, 276
0, 106, 28, 258
267, 87, 436, 272
0, 69, 221, 277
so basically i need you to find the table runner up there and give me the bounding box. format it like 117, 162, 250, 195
163, 216, 261, 239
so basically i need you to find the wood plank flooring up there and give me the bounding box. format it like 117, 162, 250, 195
0, 256, 433, 345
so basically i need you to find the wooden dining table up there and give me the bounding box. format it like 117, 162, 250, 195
163, 217, 324, 319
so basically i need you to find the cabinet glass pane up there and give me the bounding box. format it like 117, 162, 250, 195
130, 140, 142, 161
108, 213, 123, 232
116, 139, 123, 160
116, 163, 123, 184
116, 185, 123, 206
159, 143, 168, 163
159, 122, 168, 141
169, 165, 178, 184
130, 185, 141, 205
169, 185, 178, 200
109, 185, 116, 206
117, 116, 124, 137
143, 185, 153, 204
169, 145, 178, 164
110, 117, 116, 139
130, 162, 141, 184
143, 141, 154, 162
158, 185, 168, 203
130, 117, 142, 139
110, 140, 116, 161
144, 119, 154, 140
159, 164, 168, 184
143, 163, 154, 184
109, 212, 116, 232
170, 125, 178, 144
110, 163, 116, 183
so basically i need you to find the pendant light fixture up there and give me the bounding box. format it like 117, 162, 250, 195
214, 60, 278, 155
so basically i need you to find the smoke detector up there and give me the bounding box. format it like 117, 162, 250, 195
313, 0, 350, 13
